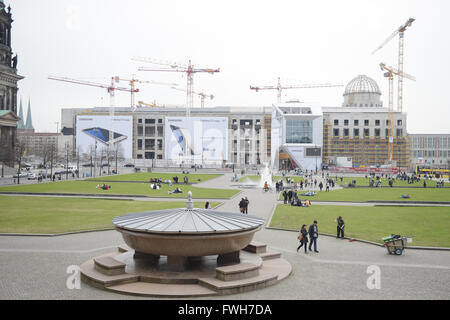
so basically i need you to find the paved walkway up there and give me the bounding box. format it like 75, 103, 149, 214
0, 172, 449, 299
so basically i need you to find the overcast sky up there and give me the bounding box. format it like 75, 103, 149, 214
10, 0, 450, 134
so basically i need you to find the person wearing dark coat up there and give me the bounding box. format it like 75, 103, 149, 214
308, 220, 319, 253
297, 224, 309, 253
287, 190, 293, 203
283, 190, 288, 204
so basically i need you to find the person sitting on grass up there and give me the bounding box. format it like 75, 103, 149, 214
168, 187, 183, 194
401, 194, 410, 199
304, 199, 311, 207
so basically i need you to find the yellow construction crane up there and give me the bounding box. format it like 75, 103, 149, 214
379, 62, 416, 161
372, 18, 415, 113
250, 77, 343, 104
170, 86, 214, 108
114, 75, 178, 109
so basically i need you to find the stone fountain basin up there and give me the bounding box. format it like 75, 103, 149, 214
115, 226, 262, 257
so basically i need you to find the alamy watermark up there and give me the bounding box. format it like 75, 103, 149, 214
66, 265, 81, 290
366, 265, 381, 290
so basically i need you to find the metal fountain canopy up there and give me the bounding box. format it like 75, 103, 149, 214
113, 192, 265, 235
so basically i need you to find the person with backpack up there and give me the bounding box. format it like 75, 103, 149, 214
297, 224, 309, 253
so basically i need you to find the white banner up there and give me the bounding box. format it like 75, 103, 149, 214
164, 117, 228, 162
76, 115, 133, 159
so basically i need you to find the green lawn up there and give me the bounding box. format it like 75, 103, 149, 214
0, 196, 220, 234
239, 175, 260, 183
328, 176, 450, 188
280, 187, 450, 203
273, 176, 305, 183
270, 204, 450, 247
87, 172, 221, 183
0, 180, 239, 199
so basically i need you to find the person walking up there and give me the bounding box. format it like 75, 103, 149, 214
205, 201, 211, 209
319, 181, 323, 192
288, 189, 293, 203
296, 224, 309, 253
308, 220, 319, 252
337, 216, 345, 239
238, 198, 245, 213
283, 190, 288, 204
244, 197, 249, 214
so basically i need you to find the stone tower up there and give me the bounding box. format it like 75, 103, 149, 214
0, 1, 24, 164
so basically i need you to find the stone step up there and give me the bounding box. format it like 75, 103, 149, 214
243, 241, 267, 254
216, 263, 259, 281
117, 244, 132, 253
259, 258, 292, 281
259, 250, 281, 261
108, 282, 216, 298
94, 256, 126, 276
198, 272, 278, 295
81, 258, 138, 288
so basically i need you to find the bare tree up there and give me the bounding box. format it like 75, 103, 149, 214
14, 140, 26, 184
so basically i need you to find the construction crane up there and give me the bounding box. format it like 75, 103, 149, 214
250, 77, 344, 104
137, 100, 181, 108
379, 62, 416, 161
48, 76, 138, 108
170, 86, 214, 108
372, 18, 415, 113
114, 75, 178, 109
48, 76, 138, 172
133, 57, 220, 117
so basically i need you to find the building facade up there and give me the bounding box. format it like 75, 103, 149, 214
322, 75, 410, 168
59, 75, 424, 170
0, 1, 23, 164
410, 134, 450, 169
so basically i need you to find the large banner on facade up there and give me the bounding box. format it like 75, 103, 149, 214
164, 117, 228, 162
76, 115, 133, 159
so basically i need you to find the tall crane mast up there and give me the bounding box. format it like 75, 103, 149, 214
372, 18, 415, 113
114, 75, 178, 109
133, 57, 220, 117
171, 86, 214, 108
250, 77, 343, 103
379, 62, 416, 161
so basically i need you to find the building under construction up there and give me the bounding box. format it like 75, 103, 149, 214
58, 74, 412, 170
322, 75, 410, 168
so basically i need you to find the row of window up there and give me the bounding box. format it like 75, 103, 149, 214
414, 150, 450, 158
412, 137, 450, 149
333, 119, 402, 127
137, 118, 163, 124
136, 153, 164, 160
333, 128, 403, 137
137, 139, 163, 151
137, 126, 164, 137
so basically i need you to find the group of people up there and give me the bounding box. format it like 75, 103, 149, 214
239, 197, 250, 214
297, 216, 346, 254
96, 183, 111, 190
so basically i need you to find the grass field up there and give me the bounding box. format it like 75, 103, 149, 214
87, 172, 222, 183
0, 180, 239, 199
0, 196, 220, 234
280, 187, 450, 202
326, 176, 450, 188
239, 175, 260, 183
270, 204, 450, 247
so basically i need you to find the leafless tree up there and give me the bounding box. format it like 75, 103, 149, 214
14, 140, 26, 184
